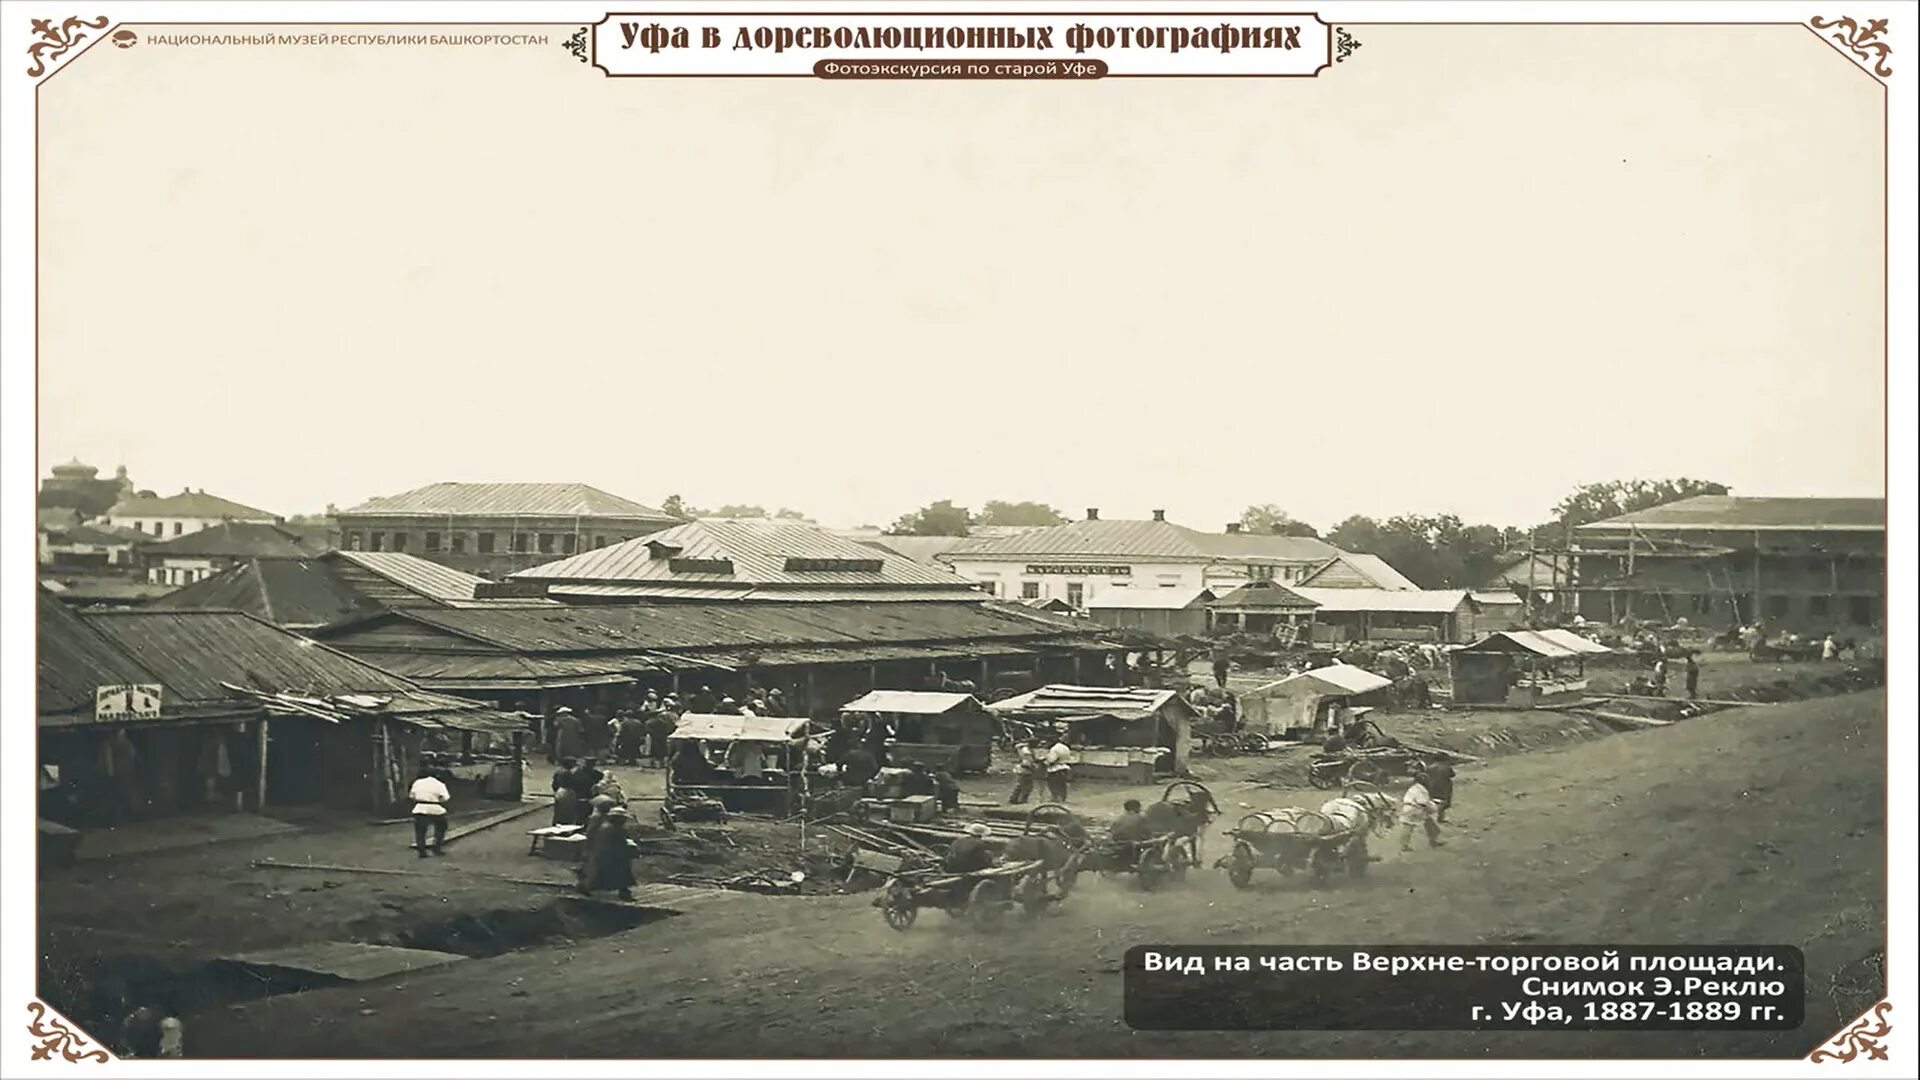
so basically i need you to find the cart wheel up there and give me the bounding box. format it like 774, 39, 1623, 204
1348, 761, 1384, 785
1227, 843, 1255, 889
1307, 768, 1339, 789
882, 886, 917, 932
968, 880, 1009, 929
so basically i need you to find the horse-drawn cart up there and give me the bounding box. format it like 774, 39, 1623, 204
1307, 745, 1432, 788
875, 859, 1050, 931
1218, 785, 1396, 888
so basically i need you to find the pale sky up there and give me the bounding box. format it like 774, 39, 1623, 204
37, 23, 1885, 531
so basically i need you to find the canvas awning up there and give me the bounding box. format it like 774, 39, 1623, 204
840, 690, 981, 715
669, 713, 809, 744
1248, 663, 1393, 698
1460, 630, 1611, 659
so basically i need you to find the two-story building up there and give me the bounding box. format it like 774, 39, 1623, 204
106, 489, 279, 539
1570, 495, 1886, 631
333, 482, 680, 578
140, 521, 330, 587
938, 509, 1348, 609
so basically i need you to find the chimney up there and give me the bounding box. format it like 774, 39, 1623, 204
1152, 509, 1166, 522
1225, 523, 1243, 534
1086, 508, 1100, 521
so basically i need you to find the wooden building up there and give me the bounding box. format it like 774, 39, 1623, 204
1291, 588, 1480, 644
1450, 629, 1612, 707
1207, 581, 1320, 638
1084, 587, 1215, 638
988, 685, 1196, 780
1571, 496, 1885, 632
1237, 663, 1394, 737
839, 690, 998, 773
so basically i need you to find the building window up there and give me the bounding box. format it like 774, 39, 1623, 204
391, 532, 409, 552
478, 533, 496, 554
1764, 594, 1790, 618
562, 535, 578, 554
1021, 581, 1041, 600
346, 531, 363, 551
173, 522, 184, 536
424, 532, 442, 553
514, 533, 530, 554
451, 534, 467, 554
1066, 582, 1085, 608
1807, 595, 1831, 618
538, 533, 556, 554
370, 532, 386, 552
594, 535, 608, 549
1249, 564, 1275, 581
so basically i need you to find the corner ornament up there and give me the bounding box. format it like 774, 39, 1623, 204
1334, 27, 1361, 64
564, 26, 589, 64
25, 14, 108, 77
25, 1002, 111, 1064
1810, 16, 1894, 77
1811, 1001, 1893, 1064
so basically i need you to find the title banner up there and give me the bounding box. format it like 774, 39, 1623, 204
589, 12, 1334, 78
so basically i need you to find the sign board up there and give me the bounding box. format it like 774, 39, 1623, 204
95, 683, 164, 722
1026, 564, 1131, 577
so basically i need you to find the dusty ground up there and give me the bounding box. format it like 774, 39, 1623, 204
88, 688, 1880, 1060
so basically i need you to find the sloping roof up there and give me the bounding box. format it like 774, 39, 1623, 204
1479, 551, 1572, 590
1298, 553, 1420, 591
342, 482, 671, 520
511, 519, 976, 593
150, 558, 384, 628
37, 591, 173, 715
947, 518, 1338, 564
669, 712, 808, 743
78, 610, 417, 703
109, 490, 277, 520
1086, 587, 1214, 611
1250, 663, 1394, 698
1292, 588, 1471, 614
38, 508, 81, 530
48, 524, 145, 546
141, 521, 326, 559
840, 690, 982, 715
1208, 582, 1319, 610
1470, 589, 1525, 606
987, 684, 1192, 720
330, 550, 493, 604
1574, 495, 1885, 532
542, 583, 980, 603
1460, 629, 1612, 658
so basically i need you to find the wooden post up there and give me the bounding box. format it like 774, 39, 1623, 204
254, 718, 270, 812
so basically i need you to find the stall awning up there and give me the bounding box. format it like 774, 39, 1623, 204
1460, 630, 1612, 659
840, 690, 980, 715
670, 713, 809, 744
1248, 663, 1393, 698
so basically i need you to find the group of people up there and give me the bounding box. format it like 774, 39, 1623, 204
545, 685, 801, 767
1645, 652, 1702, 699
1006, 731, 1078, 804
549, 757, 629, 826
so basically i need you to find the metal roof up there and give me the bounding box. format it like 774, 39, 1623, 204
944, 517, 1340, 564
1248, 663, 1393, 698
987, 684, 1192, 720
1470, 589, 1524, 605
840, 690, 982, 714
1297, 553, 1420, 591
853, 534, 984, 566
331, 550, 493, 603
141, 522, 326, 559
1086, 587, 1214, 611
108, 490, 278, 520
151, 558, 384, 628
670, 713, 808, 743
78, 610, 418, 704
1459, 629, 1612, 658
1573, 495, 1885, 532
545, 583, 982, 603
1291, 588, 1472, 614
37, 591, 174, 716
512, 519, 977, 592
341, 482, 672, 520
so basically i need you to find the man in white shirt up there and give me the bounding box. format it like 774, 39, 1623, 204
1043, 735, 1075, 803
1398, 770, 1443, 853
408, 763, 452, 857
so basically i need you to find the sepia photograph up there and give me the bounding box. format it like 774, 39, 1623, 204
3, 2, 1911, 1075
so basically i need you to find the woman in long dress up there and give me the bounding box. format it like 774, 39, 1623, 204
578, 805, 637, 901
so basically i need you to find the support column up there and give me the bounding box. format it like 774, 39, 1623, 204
254, 718, 270, 812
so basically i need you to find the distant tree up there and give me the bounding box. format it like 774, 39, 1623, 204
1327, 513, 1508, 588
660, 494, 695, 520
1551, 478, 1730, 529
711, 504, 769, 518
890, 500, 974, 537
977, 500, 1067, 528
1238, 504, 1320, 538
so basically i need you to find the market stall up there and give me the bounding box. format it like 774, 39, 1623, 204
666, 712, 810, 817
838, 690, 997, 774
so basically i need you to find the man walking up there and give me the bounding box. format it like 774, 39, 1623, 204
408, 762, 451, 858
1211, 649, 1231, 690
1684, 653, 1701, 700
1397, 768, 1443, 853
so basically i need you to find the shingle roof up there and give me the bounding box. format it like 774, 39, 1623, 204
141, 521, 327, 559
1574, 495, 1886, 532
511, 519, 977, 594
947, 517, 1339, 563
108, 490, 277, 520
342, 482, 671, 519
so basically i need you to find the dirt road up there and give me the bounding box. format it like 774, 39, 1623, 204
184, 691, 1885, 1059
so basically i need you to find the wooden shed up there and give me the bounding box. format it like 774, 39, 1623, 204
1238, 663, 1394, 737
1084, 588, 1215, 638
1450, 629, 1612, 707
838, 690, 997, 774
1207, 581, 1320, 639
988, 685, 1196, 781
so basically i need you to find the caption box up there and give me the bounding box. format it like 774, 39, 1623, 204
1124, 945, 1804, 1031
